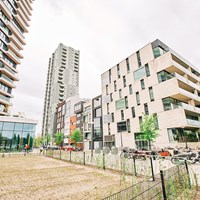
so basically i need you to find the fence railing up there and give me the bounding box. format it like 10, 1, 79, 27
103, 161, 192, 200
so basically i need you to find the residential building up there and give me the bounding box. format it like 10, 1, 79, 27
0, 0, 34, 115
0, 114, 37, 150
82, 99, 92, 151
42, 44, 80, 138
101, 39, 200, 149
56, 95, 82, 145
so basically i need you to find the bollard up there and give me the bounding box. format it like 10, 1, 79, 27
160, 170, 167, 200
83, 152, 85, 165
150, 157, 155, 181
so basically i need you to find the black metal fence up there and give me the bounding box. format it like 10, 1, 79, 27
102, 161, 192, 200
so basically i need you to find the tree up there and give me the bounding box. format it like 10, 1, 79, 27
33, 136, 43, 148
70, 129, 82, 146
54, 132, 64, 147
138, 113, 159, 150
43, 133, 52, 146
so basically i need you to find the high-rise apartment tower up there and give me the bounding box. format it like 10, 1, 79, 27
42, 43, 80, 137
0, 0, 34, 115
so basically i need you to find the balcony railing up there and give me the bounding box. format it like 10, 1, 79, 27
1, 74, 14, 84
187, 119, 200, 127
0, 94, 10, 102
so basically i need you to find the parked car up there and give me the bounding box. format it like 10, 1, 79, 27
47, 145, 60, 150
61, 145, 74, 151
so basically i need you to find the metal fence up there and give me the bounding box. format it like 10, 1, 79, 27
102, 162, 192, 200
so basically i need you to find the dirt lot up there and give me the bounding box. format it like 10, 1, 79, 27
0, 156, 134, 200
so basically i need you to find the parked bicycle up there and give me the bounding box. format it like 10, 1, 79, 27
120, 148, 147, 160
191, 151, 200, 164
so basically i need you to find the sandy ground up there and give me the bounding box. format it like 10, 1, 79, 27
0, 156, 135, 200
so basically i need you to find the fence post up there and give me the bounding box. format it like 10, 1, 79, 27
150, 156, 155, 181
184, 160, 191, 188
70, 151, 71, 162
160, 170, 167, 200
83, 152, 85, 165
133, 156, 137, 176
103, 153, 105, 170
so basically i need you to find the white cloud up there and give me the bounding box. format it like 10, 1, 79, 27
12, 0, 200, 134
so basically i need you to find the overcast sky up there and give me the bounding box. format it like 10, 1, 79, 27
12, 0, 200, 134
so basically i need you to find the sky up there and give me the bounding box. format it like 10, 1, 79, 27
12, 0, 200, 135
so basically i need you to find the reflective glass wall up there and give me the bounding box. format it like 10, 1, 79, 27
0, 121, 36, 151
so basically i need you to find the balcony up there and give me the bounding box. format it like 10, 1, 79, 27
0, 74, 16, 88
16, 0, 31, 21
14, 13, 28, 33
7, 21, 25, 45
182, 102, 200, 114
9, 33, 23, 50
0, 65, 19, 81
15, 7, 30, 27
7, 41, 23, 58
5, 49, 20, 64
21, 0, 32, 16
0, 94, 12, 105
0, 1, 12, 20
178, 88, 200, 102
187, 119, 200, 127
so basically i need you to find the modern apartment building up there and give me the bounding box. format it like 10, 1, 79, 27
0, 0, 34, 115
55, 95, 82, 145
101, 39, 200, 149
42, 44, 80, 137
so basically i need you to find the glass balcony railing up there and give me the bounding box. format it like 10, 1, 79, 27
187, 119, 200, 127
0, 65, 15, 75
1, 74, 14, 84
0, 94, 10, 102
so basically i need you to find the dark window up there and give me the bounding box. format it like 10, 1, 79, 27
132, 107, 135, 118
109, 69, 111, 83
121, 110, 124, 120
107, 103, 109, 114
145, 64, 150, 77
117, 121, 127, 132
153, 46, 166, 58
144, 103, 149, 115
125, 96, 128, 109
111, 113, 114, 122
119, 89, 122, 98
127, 119, 131, 133
157, 70, 174, 83
149, 87, 154, 101
123, 76, 126, 87
136, 92, 140, 105
126, 58, 130, 73
94, 108, 101, 117
114, 81, 117, 91
110, 93, 113, 102
108, 123, 111, 135
140, 79, 145, 90
129, 84, 133, 94
117, 64, 120, 78
136, 51, 142, 67
106, 85, 108, 95
139, 116, 142, 127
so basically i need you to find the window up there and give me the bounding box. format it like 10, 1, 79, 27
153, 113, 159, 129
139, 116, 142, 126
110, 93, 113, 102
127, 119, 131, 133
144, 103, 149, 115
153, 46, 166, 58
107, 103, 109, 114
94, 108, 101, 117
93, 97, 101, 108
123, 76, 126, 87
136, 92, 140, 105
136, 51, 142, 67
119, 89, 122, 98
108, 123, 111, 135
140, 79, 145, 90
109, 69, 111, 83
145, 64, 150, 77
117, 64, 120, 78
116, 99, 125, 110
117, 121, 127, 132
133, 67, 146, 80
111, 113, 114, 122
157, 70, 174, 83
126, 58, 130, 73
121, 110, 124, 120
125, 96, 128, 109
114, 81, 117, 91
106, 85, 108, 95
132, 107, 135, 118
129, 84, 133, 94
149, 87, 154, 101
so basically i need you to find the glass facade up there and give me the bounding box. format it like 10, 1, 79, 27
0, 121, 36, 151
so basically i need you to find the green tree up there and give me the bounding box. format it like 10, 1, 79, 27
44, 133, 52, 145
33, 136, 43, 148
70, 129, 82, 146
54, 132, 64, 147
139, 113, 159, 150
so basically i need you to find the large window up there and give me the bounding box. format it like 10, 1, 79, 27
153, 46, 166, 58
149, 87, 154, 101
136, 51, 142, 67
129, 84, 133, 94
117, 121, 127, 132
116, 99, 125, 110
162, 97, 181, 111
136, 92, 140, 105
157, 70, 174, 83
133, 67, 146, 81
140, 79, 145, 90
